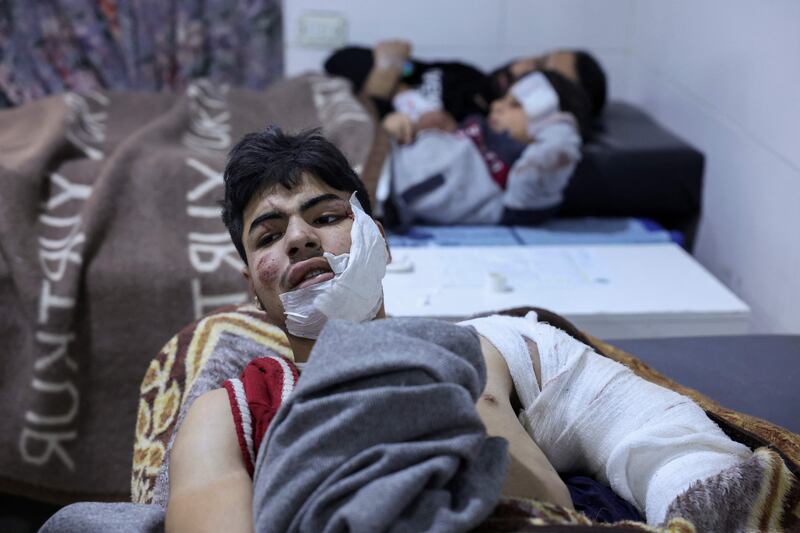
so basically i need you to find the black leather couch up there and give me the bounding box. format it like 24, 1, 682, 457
563, 102, 704, 250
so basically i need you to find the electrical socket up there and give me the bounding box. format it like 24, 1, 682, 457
298, 12, 348, 48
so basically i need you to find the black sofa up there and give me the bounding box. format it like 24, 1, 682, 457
562, 102, 705, 250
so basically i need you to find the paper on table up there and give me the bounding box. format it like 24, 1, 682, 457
438, 249, 610, 290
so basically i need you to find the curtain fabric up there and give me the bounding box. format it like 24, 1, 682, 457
0, 0, 284, 106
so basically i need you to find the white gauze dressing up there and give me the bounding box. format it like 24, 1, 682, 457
279, 193, 389, 339
510, 71, 560, 138
460, 314, 752, 525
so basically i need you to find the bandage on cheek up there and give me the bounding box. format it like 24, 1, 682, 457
279, 193, 388, 339
510, 71, 559, 123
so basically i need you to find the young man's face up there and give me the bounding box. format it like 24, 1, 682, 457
489, 93, 531, 144
240, 173, 356, 329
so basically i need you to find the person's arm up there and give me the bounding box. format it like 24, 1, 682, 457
362, 40, 411, 99
382, 109, 458, 145
477, 336, 573, 509
165, 389, 253, 533
414, 110, 458, 134
382, 112, 416, 144
503, 119, 582, 213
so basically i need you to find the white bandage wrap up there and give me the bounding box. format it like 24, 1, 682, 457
461, 312, 541, 406
280, 193, 388, 339
510, 71, 559, 124
460, 314, 752, 526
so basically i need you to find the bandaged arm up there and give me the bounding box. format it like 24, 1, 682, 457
462, 315, 752, 526
503, 117, 582, 211
477, 335, 573, 509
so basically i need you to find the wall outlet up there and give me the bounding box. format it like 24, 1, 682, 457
298, 12, 348, 48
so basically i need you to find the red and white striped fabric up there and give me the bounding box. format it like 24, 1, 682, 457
223, 355, 300, 477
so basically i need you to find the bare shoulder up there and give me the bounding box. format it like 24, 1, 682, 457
170, 388, 246, 490
477, 333, 543, 399
477, 336, 514, 401
475, 332, 570, 508
166, 388, 253, 532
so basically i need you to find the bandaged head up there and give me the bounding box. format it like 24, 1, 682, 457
510, 71, 560, 128
279, 193, 389, 339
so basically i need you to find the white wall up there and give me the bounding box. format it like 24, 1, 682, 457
282, 0, 800, 333
622, 1, 800, 333
283, 0, 636, 100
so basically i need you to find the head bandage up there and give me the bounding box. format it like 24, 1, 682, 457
279, 193, 389, 339
510, 71, 559, 124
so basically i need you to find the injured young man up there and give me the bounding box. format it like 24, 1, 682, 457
165, 127, 752, 532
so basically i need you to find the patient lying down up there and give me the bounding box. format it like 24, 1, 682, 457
165, 128, 751, 532
381, 70, 590, 226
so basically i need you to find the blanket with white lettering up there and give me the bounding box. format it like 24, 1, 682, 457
0, 74, 385, 503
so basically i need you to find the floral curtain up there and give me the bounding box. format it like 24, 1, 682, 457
0, 0, 283, 106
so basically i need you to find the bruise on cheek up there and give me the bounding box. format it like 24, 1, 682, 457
255, 254, 281, 285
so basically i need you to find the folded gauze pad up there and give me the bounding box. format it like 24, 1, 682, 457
510, 71, 560, 124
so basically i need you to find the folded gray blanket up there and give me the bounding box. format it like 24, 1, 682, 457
253, 318, 509, 533
41, 317, 509, 532
39, 502, 164, 533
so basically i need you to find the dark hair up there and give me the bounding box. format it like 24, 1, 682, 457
487, 62, 515, 101
324, 46, 374, 93
221, 126, 372, 264
574, 50, 607, 117
539, 69, 593, 142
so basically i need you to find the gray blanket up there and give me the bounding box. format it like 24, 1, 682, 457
253, 318, 508, 532
41, 318, 508, 532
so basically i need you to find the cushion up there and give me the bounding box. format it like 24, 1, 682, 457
562, 102, 704, 249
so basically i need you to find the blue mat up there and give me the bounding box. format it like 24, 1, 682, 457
387, 218, 683, 247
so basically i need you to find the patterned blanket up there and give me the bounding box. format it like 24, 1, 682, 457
0, 75, 384, 503
131, 305, 800, 531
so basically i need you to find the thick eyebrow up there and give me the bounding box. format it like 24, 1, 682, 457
300, 193, 345, 212
247, 193, 346, 237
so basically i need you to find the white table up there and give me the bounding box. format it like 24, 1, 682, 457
383, 243, 750, 339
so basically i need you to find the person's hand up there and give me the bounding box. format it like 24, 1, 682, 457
364, 40, 411, 99
415, 110, 458, 134
382, 112, 415, 144
373, 40, 411, 70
